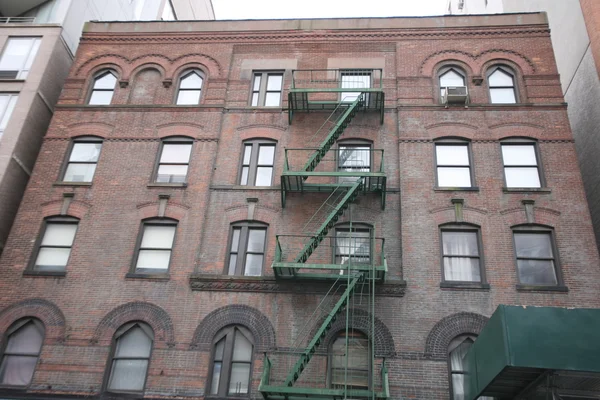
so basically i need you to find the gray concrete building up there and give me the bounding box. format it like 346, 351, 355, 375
0, 0, 214, 254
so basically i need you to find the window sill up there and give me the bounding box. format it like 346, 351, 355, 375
516, 284, 568, 292
440, 282, 490, 290
0, 79, 25, 83
125, 272, 170, 280
23, 270, 66, 278
503, 187, 551, 193
434, 187, 479, 192
53, 181, 93, 187
210, 185, 281, 190
204, 396, 252, 400
101, 390, 145, 399
147, 182, 187, 188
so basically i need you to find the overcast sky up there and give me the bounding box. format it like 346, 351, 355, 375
212, 0, 448, 20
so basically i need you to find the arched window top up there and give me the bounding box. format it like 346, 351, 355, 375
487, 65, 517, 104
209, 325, 254, 396
439, 67, 466, 87
89, 70, 117, 105
0, 318, 45, 386
106, 321, 153, 393
176, 69, 204, 105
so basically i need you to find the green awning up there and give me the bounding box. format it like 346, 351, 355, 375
465, 305, 600, 400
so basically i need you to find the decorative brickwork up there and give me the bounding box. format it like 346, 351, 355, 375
424, 312, 489, 360
0, 299, 66, 344
190, 304, 276, 351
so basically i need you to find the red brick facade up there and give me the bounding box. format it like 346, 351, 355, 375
0, 13, 598, 400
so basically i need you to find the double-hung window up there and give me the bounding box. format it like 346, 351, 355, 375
337, 142, 371, 183
239, 140, 275, 186
155, 139, 193, 183
501, 142, 542, 188
62, 138, 103, 182
227, 223, 267, 276
513, 229, 561, 286
435, 142, 473, 188
250, 72, 283, 107
31, 217, 78, 272
132, 220, 177, 274
0, 37, 41, 79
0, 93, 18, 139
340, 70, 371, 103
335, 225, 371, 267
441, 227, 484, 283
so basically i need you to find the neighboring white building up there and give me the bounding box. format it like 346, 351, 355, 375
445, 0, 503, 15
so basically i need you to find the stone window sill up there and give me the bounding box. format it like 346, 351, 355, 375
440, 282, 490, 290
516, 284, 568, 292
147, 182, 187, 188
23, 270, 66, 278
503, 187, 551, 193
125, 272, 170, 281
434, 187, 479, 192
53, 181, 93, 187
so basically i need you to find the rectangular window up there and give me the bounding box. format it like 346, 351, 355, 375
240, 141, 275, 186
338, 144, 371, 183
501, 144, 542, 188
0, 93, 18, 138
250, 72, 283, 107
341, 71, 371, 103
227, 225, 266, 276
335, 228, 371, 266
134, 223, 176, 273
0, 37, 41, 79
62, 139, 102, 182
156, 141, 192, 183
436, 144, 472, 187
514, 232, 558, 285
33, 220, 78, 272
441, 230, 481, 282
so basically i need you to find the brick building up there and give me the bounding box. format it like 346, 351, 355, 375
0, 12, 599, 400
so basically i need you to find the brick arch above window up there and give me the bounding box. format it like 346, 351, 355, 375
190, 304, 275, 352
64, 123, 114, 139
75, 57, 125, 78
168, 54, 222, 79
422, 53, 476, 76
0, 298, 66, 345
91, 302, 175, 348
310, 308, 395, 357
424, 312, 489, 360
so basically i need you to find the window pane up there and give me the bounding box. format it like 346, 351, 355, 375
489, 69, 514, 86
504, 167, 541, 188
266, 74, 282, 90
0, 95, 17, 131
452, 374, 466, 400
251, 93, 259, 106
233, 331, 253, 361
156, 165, 188, 183
115, 327, 152, 358
247, 229, 266, 252
35, 248, 71, 270
41, 224, 77, 246
339, 146, 370, 168
214, 338, 225, 361
0, 38, 36, 71
108, 359, 148, 391
442, 232, 478, 256
23, 39, 41, 71
450, 340, 472, 371
5, 323, 43, 354
0, 355, 37, 386
444, 258, 481, 282
136, 249, 171, 270
70, 143, 102, 162
94, 73, 117, 89
437, 167, 471, 187
210, 361, 221, 394
514, 233, 553, 258
436, 145, 469, 166
64, 164, 97, 182
258, 145, 275, 165
243, 145, 252, 165
255, 167, 273, 186
89, 90, 114, 105
160, 144, 192, 163
253, 75, 261, 91
341, 74, 370, 89
490, 88, 516, 104
440, 70, 465, 87
240, 166, 249, 185
228, 363, 250, 394
140, 225, 176, 249
244, 254, 263, 276
227, 254, 237, 275
517, 259, 557, 285
264, 92, 281, 106
180, 73, 202, 89
502, 145, 537, 166
230, 228, 241, 251
176, 90, 201, 105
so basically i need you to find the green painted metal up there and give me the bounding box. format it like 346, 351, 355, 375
283, 273, 365, 387
465, 305, 600, 400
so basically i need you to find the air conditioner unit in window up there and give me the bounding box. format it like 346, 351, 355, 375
442, 86, 469, 107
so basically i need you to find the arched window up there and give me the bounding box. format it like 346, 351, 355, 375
208, 325, 254, 396
487, 66, 516, 104
105, 322, 153, 393
448, 335, 494, 400
439, 67, 466, 98
176, 70, 203, 105
0, 318, 45, 386
329, 330, 370, 390
89, 70, 117, 105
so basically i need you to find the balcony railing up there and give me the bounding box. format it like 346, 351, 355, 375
0, 17, 36, 24
291, 69, 383, 90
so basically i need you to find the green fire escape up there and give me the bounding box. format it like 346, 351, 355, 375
259, 69, 389, 400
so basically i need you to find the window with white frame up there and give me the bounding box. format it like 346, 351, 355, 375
0, 37, 41, 79
0, 93, 18, 139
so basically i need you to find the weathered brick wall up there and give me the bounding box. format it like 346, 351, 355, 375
0, 14, 598, 400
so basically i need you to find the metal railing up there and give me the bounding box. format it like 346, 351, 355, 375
0, 17, 36, 24
291, 69, 383, 90
285, 148, 384, 174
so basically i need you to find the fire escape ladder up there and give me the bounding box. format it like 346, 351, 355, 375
283, 272, 365, 387
294, 178, 364, 264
